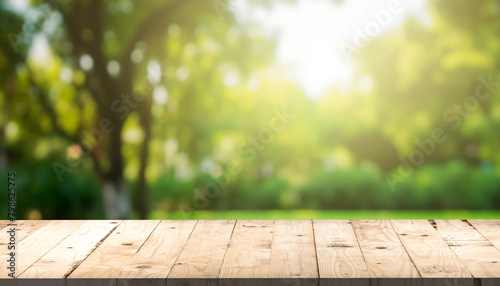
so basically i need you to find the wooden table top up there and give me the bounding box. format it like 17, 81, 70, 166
1, 220, 499, 285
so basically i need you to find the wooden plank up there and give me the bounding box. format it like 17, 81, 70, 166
117, 220, 197, 281
0, 220, 85, 278
12, 220, 50, 241
0, 220, 50, 251
313, 220, 370, 279
67, 220, 160, 286
351, 220, 420, 278
0, 220, 9, 230
434, 219, 500, 277
469, 220, 500, 251
219, 220, 274, 279
269, 220, 318, 281
19, 220, 121, 279
0, 220, 51, 284
167, 220, 235, 280
0, 220, 49, 285
391, 220, 471, 278
0, 219, 497, 284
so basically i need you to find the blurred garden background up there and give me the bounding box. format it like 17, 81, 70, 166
1, 0, 500, 219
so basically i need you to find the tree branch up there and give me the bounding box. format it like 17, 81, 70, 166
28, 77, 78, 143
62, 1, 119, 108
61, 2, 106, 108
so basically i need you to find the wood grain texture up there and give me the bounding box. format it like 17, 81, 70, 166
0, 220, 49, 251
390, 220, 471, 278
0, 219, 52, 284
469, 220, 500, 251
0, 220, 85, 278
269, 220, 318, 280
0, 220, 9, 231
118, 220, 197, 279
19, 220, 121, 279
434, 219, 500, 278
219, 220, 274, 279
67, 220, 160, 279
351, 220, 420, 278
313, 220, 370, 279
1, 219, 499, 284
167, 220, 236, 279
0, 220, 52, 286
13, 220, 51, 241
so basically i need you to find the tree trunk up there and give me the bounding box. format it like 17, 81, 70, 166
100, 122, 132, 219
137, 98, 153, 219
0, 76, 14, 173
101, 177, 132, 219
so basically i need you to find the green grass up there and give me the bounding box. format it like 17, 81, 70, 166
147, 210, 500, 220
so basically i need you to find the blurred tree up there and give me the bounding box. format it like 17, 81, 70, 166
353, 0, 500, 169
1, 0, 500, 218
1, 0, 275, 218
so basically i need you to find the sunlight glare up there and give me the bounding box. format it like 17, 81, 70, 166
234, 0, 429, 99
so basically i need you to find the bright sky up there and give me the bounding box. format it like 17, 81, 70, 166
234, 0, 430, 99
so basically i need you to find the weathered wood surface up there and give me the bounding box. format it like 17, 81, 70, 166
0, 219, 499, 285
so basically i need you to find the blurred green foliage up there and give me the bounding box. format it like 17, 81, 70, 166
0, 0, 499, 219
